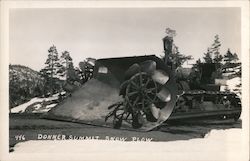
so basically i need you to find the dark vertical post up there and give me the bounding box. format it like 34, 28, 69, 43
163, 36, 173, 64
163, 28, 176, 70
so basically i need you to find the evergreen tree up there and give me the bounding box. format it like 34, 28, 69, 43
203, 48, 213, 63
67, 62, 79, 82
192, 58, 202, 70
57, 51, 73, 81
224, 50, 239, 64
170, 46, 193, 68
233, 53, 239, 62
224, 49, 235, 63
211, 35, 222, 63
203, 35, 223, 64
213, 54, 223, 64
222, 49, 241, 96
223, 49, 240, 74
57, 51, 80, 88
40, 45, 61, 95
42, 45, 61, 78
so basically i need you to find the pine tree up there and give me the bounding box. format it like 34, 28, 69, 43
57, 51, 73, 81
67, 62, 78, 82
41, 45, 61, 78
213, 54, 223, 64
223, 50, 241, 84
40, 45, 61, 95
192, 58, 201, 70
170, 46, 192, 68
224, 49, 234, 63
203, 35, 223, 64
222, 49, 241, 96
211, 35, 222, 63
203, 48, 213, 63
232, 53, 239, 63
223, 49, 240, 74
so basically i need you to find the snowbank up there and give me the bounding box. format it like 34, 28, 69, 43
220, 77, 241, 97
226, 77, 241, 90
220, 77, 241, 91
10, 95, 59, 113
10, 97, 43, 113
12, 129, 246, 161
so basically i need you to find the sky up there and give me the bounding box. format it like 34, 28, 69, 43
10, 8, 241, 71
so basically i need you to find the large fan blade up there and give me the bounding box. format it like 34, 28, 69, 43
140, 60, 156, 75
149, 103, 160, 119
156, 87, 171, 102
124, 63, 140, 80
152, 70, 169, 85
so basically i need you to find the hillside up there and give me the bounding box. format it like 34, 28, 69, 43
9, 65, 45, 108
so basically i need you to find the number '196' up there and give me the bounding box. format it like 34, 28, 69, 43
15, 135, 25, 141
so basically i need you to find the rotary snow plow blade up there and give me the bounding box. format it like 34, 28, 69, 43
46, 55, 178, 131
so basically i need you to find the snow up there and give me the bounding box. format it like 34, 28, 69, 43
44, 95, 59, 101
10, 95, 59, 113
34, 104, 42, 110
53, 91, 66, 97
220, 77, 241, 96
37, 108, 51, 113
11, 129, 247, 161
45, 103, 57, 109
225, 77, 241, 90
60, 91, 66, 95
10, 97, 42, 113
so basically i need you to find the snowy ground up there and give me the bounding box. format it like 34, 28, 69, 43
10, 92, 65, 113
220, 77, 241, 96
10, 128, 247, 161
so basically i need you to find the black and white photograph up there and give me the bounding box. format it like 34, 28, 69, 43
0, 1, 249, 161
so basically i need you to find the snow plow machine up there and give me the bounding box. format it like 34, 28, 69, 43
46, 34, 241, 132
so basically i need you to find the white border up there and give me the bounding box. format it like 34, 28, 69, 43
0, 1, 249, 161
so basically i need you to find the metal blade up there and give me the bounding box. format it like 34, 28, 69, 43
149, 103, 160, 119
140, 60, 156, 75
124, 63, 140, 80
152, 70, 169, 85
156, 87, 171, 102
